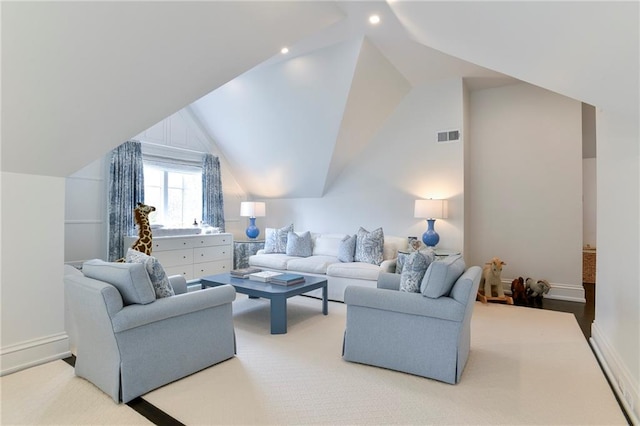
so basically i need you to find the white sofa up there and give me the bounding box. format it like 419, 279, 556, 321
248, 232, 407, 302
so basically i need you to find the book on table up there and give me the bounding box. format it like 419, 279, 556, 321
268, 273, 306, 286
230, 267, 262, 278
248, 271, 283, 282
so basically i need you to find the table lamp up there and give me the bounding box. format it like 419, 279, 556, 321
414, 199, 448, 247
240, 201, 266, 239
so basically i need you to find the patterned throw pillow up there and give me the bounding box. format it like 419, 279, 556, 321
338, 234, 357, 262
286, 231, 313, 257
396, 251, 410, 274
399, 250, 435, 293
264, 224, 293, 254
126, 248, 175, 299
354, 227, 384, 265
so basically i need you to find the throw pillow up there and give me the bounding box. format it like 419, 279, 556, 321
354, 227, 384, 265
399, 250, 435, 293
264, 224, 293, 254
286, 231, 313, 257
395, 251, 409, 274
82, 259, 156, 305
126, 248, 175, 299
421, 255, 466, 298
338, 234, 357, 263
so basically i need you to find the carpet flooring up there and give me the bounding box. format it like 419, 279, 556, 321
140, 295, 627, 425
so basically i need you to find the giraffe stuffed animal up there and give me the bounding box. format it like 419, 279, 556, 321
130, 202, 156, 256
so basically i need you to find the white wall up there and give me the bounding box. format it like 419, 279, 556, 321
591, 109, 639, 421
262, 79, 465, 251
582, 158, 597, 248
65, 158, 108, 264
467, 83, 584, 301
1, 172, 70, 375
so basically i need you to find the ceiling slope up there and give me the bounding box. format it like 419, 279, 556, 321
191, 38, 364, 198
1, 1, 344, 177
323, 37, 411, 194
388, 1, 639, 118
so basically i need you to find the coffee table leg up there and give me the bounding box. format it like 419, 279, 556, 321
270, 296, 287, 334
322, 284, 328, 315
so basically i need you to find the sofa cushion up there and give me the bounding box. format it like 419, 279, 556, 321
125, 248, 175, 299
421, 255, 466, 298
382, 235, 409, 261
327, 262, 381, 281
286, 231, 313, 257
395, 251, 409, 274
399, 250, 435, 293
338, 234, 357, 263
354, 227, 384, 265
286, 255, 339, 274
312, 234, 347, 256
264, 224, 293, 254
249, 253, 297, 270
82, 259, 156, 305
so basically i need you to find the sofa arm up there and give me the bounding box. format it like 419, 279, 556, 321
379, 258, 397, 273
344, 286, 465, 322
111, 284, 236, 333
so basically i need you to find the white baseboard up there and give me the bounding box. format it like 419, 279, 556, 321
501, 279, 586, 303
1, 332, 71, 376
591, 321, 639, 424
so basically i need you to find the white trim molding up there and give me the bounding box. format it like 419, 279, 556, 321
501, 279, 586, 303
1, 332, 71, 376
591, 321, 639, 424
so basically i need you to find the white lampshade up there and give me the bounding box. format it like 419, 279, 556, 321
240, 201, 266, 218
414, 199, 448, 219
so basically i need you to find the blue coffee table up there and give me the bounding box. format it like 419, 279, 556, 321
200, 272, 328, 334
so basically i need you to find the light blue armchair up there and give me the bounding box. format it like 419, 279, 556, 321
342, 260, 482, 384
64, 261, 236, 403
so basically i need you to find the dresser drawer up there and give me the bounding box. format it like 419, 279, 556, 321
194, 260, 229, 276
194, 234, 232, 247
154, 248, 193, 267
194, 245, 230, 263
153, 237, 194, 251
164, 265, 193, 281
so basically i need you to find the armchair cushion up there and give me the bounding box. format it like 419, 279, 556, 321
82, 259, 155, 305
420, 255, 465, 298
399, 250, 435, 293
126, 248, 175, 298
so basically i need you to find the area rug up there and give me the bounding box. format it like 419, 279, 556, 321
143, 295, 626, 425
0, 359, 151, 425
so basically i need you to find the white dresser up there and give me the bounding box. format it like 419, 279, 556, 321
124, 233, 233, 280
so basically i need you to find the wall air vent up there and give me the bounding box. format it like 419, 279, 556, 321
437, 130, 460, 143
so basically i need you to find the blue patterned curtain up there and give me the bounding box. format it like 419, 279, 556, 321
202, 154, 225, 231
108, 140, 144, 261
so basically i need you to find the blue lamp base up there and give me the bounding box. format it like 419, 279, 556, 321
422, 219, 440, 247
245, 217, 260, 239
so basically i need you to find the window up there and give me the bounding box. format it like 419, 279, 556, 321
143, 161, 202, 228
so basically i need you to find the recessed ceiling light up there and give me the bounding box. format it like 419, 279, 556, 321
369, 14, 380, 25
281, 47, 289, 54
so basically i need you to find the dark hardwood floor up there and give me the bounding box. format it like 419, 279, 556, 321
528, 282, 595, 340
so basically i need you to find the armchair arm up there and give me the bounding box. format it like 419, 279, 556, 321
344, 286, 465, 322
377, 272, 401, 291
168, 274, 188, 295
111, 284, 236, 333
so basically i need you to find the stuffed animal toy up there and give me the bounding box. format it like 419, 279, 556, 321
511, 276, 527, 305
130, 202, 156, 255
480, 257, 506, 297
525, 278, 551, 305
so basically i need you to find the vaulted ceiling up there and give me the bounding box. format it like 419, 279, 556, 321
2, 2, 637, 199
